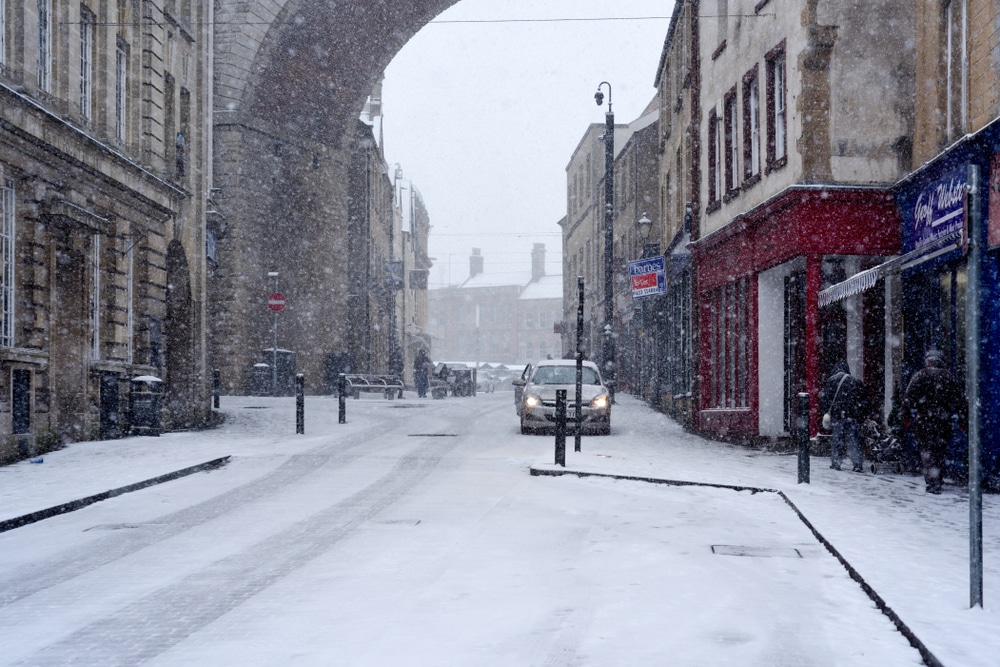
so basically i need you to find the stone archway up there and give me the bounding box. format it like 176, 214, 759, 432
211, 0, 460, 393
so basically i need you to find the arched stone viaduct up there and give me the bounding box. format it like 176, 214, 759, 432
211, 0, 459, 393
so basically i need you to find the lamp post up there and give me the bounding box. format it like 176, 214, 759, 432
267, 271, 279, 396
595, 81, 616, 398
637, 213, 660, 406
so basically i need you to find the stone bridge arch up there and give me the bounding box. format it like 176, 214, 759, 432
211, 0, 459, 392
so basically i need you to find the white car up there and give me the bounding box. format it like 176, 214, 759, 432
512, 359, 611, 435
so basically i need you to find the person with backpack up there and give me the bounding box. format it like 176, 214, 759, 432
823, 361, 868, 472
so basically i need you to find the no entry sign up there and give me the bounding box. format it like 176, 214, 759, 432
268, 292, 286, 312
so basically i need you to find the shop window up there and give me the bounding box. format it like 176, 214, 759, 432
707, 277, 749, 408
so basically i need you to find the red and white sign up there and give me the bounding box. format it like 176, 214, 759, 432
268, 293, 286, 312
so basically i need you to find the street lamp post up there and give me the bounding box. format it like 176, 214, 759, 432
636, 213, 660, 405
268, 271, 279, 396
595, 81, 616, 399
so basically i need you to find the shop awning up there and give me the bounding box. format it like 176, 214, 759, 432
818, 231, 963, 307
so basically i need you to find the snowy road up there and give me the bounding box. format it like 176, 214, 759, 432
0, 393, 928, 665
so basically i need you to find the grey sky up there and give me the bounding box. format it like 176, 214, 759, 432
381, 0, 673, 287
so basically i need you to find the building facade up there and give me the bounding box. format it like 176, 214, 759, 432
0, 0, 213, 459
427, 245, 561, 367
688, 0, 915, 442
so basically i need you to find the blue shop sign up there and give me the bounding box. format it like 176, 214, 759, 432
900, 166, 966, 254
628, 255, 667, 298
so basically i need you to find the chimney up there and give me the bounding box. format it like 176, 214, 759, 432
531, 243, 546, 282
470, 248, 483, 278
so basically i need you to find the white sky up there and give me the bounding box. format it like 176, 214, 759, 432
382, 0, 672, 287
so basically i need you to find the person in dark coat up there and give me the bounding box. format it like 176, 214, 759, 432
413, 349, 431, 398
824, 361, 868, 472
903, 349, 967, 494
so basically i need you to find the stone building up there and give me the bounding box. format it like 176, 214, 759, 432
687, 0, 915, 442
427, 245, 561, 367
653, 0, 697, 427
560, 103, 659, 390
0, 0, 212, 458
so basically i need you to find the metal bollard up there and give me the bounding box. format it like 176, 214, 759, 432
338, 373, 347, 424
554, 389, 567, 467
296, 374, 305, 434
213, 369, 220, 409
796, 392, 811, 483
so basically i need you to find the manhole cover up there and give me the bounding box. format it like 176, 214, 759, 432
85, 523, 164, 532
711, 545, 802, 558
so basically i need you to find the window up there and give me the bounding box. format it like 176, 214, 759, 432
743, 66, 761, 183
766, 43, 787, 170
724, 88, 739, 197
1, 0, 7, 68
91, 234, 101, 359
80, 6, 94, 120
945, 0, 967, 141
126, 237, 134, 364
37, 0, 52, 91
524, 311, 534, 329
115, 38, 129, 141
706, 277, 749, 409
1, 177, 14, 348
707, 108, 721, 208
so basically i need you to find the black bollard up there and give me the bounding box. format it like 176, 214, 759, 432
338, 373, 347, 424
797, 392, 811, 483
213, 369, 220, 409
296, 374, 305, 434
554, 389, 567, 467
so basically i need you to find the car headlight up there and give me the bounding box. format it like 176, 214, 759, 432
590, 394, 609, 409
524, 394, 541, 408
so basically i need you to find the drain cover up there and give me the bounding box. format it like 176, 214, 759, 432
407, 433, 458, 437
711, 545, 802, 558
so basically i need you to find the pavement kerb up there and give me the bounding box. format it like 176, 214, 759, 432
0, 456, 231, 534
530, 465, 945, 667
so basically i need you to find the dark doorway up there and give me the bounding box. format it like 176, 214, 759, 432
100, 372, 120, 439
12, 369, 31, 435
783, 272, 807, 432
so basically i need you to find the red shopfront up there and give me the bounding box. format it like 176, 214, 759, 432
689, 186, 900, 442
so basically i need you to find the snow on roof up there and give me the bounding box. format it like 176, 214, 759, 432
519, 274, 563, 301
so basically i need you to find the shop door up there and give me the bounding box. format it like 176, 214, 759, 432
783, 273, 807, 432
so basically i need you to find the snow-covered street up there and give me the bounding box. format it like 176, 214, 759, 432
0, 392, 996, 666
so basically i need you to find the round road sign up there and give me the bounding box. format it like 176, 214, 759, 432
268, 293, 286, 312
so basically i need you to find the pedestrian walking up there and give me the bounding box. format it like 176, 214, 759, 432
823, 361, 868, 472
414, 349, 431, 398
903, 349, 967, 494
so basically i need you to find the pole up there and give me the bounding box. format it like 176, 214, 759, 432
295, 374, 304, 434
271, 274, 279, 397
966, 164, 983, 608
575, 277, 584, 452
796, 392, 811, 484
212, 368, 220, 409
603, 97, 616, 402
555, 389, 567, 466
338, 373, 347, 424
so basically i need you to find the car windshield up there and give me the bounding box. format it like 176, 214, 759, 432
530, 365, 600, 385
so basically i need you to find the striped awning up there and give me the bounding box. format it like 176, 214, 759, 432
818, 232, 963, 307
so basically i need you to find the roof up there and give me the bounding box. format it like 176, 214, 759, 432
519, 274, 563, 301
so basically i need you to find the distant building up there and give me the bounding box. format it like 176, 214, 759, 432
427, 244, 562, 367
